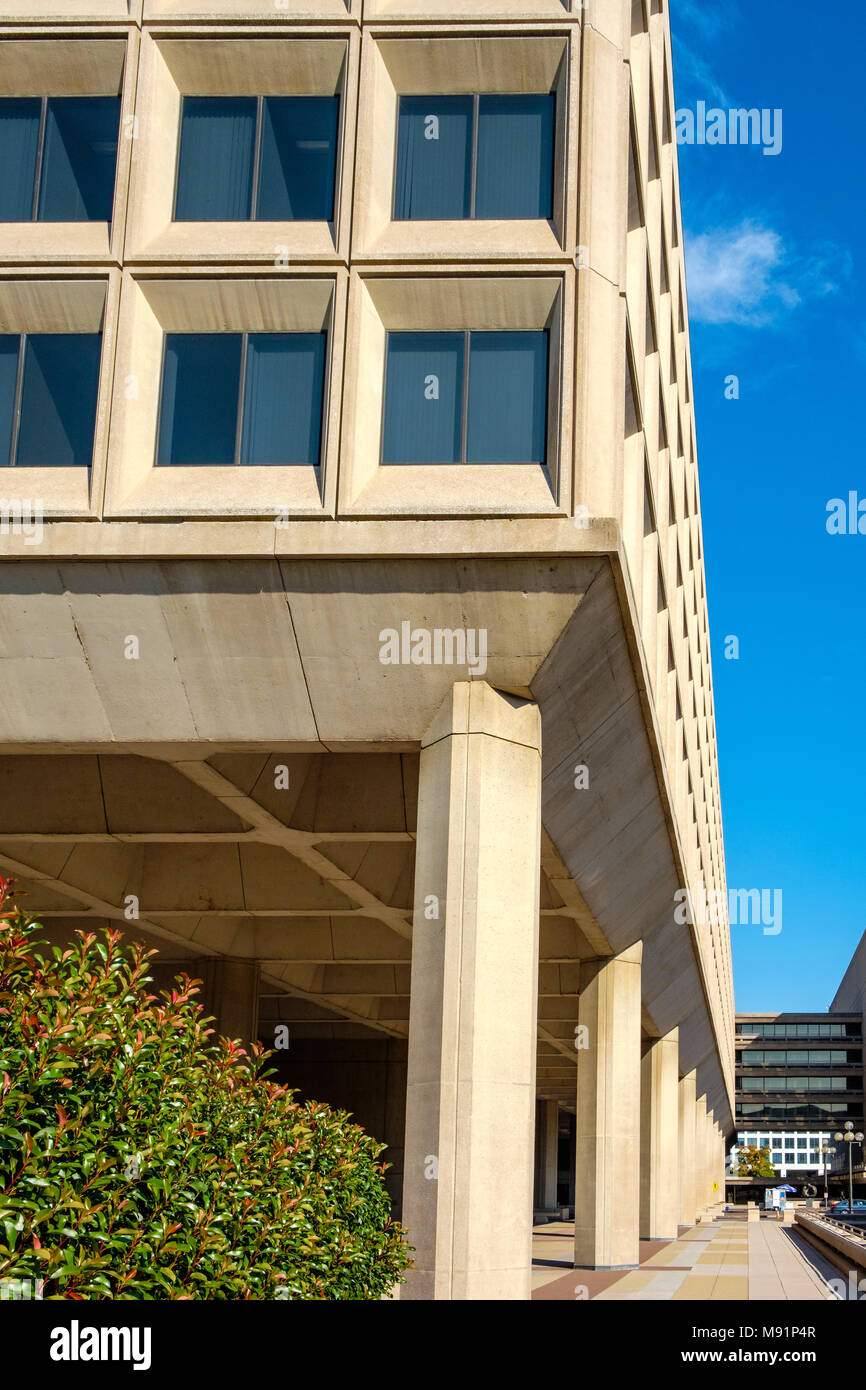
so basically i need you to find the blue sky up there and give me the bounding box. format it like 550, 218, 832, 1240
670, 0, 866, 1011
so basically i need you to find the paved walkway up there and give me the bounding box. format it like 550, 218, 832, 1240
531, 1214, 844, 1301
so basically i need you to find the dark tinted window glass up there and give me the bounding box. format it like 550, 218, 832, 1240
158, 334, 241, 465
257, 97, 339, 221
475, 95, 554, 219
382, 332, 464, 464
0, 336, 20, 466
0, 100, 40, 222
240, 333, 326, 465
16, 334, 101, 466
175, 98, 256, 221
466, 331, 547, 463
394, 97, 472, 220
38, 98, 120, 222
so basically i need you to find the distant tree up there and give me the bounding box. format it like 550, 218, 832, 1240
737, 1144, 776, 1179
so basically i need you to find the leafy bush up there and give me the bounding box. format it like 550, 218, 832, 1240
0, 879, 411, 1299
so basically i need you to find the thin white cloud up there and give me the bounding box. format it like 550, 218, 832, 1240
684, 222, 800, 326
670, 42, 730, 110
673, 0, 733, 37
670, 0, 737, 107
684, 221, 852, 327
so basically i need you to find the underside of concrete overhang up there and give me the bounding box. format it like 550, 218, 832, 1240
0, 553, 733, 1132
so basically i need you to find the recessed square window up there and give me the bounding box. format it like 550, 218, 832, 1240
475, 96, 554, 219
382, 330, 548, 465
39, 99, 120, 221
0, 99, 40, 221
0, 97, 119, 223
466, 332, 548, 463
174, 98, 256, 222
158, 334, 241, 465
0, 337, 19, 456
382, 332, 464, 464
0, 333, 101, 466
394, 97, 472, 220
257, 98, 340, 221
156, 332, 327, 467
174, 96, 340, 223
394, 93, 554, 221
240, 334, 327, 465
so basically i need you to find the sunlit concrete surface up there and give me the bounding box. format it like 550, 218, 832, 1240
0, 0, 735, 1298
531, 1215, 844, 1301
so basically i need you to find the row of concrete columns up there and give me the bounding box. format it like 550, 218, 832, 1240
177, 684, 727, 1301
399, 684, 728, 1299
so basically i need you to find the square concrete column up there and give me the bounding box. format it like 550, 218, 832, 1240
705, 1117, 717, 1207
706, 1116, 720, 1207
678, 1069, 697, 1227
574, 944, 642, 1269
538, 1100, 560, 1212
640, 1029, 680, 1241
401, 683, 542, 1301
712, 1123, 721, 1204
703, 1112, 718, 1209
695, 1093, 710, 1212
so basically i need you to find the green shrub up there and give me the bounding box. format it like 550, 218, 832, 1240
0, 879, 411, 1299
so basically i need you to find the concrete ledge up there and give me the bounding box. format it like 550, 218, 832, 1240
795, 1211, 866, 1278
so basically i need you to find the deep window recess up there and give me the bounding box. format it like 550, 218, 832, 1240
394, 94, 555, 221
0, 333, 101, 466
156, 332, 327, 466
174, 96, 340, 222
0, 97, 120, 222
382, 330, 548, 465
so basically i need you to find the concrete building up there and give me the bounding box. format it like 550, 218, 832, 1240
830, 933, 866, 1184
0, 0, 733, 1298
733, 1013, 864, 1183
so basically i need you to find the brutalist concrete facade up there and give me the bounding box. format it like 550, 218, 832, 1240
0, 0, 733, 1298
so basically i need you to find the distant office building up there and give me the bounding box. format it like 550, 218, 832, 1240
731, 1131, 835, 1182
733, 1012, 864, 1183
830, 931, 866, 1182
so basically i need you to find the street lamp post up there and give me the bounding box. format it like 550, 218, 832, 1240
819, 1141, 836, 1207
833, 1122, 865, 1214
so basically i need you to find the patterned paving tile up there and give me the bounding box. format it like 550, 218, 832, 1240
530, 1212, 836, 1302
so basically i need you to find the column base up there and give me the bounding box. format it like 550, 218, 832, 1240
574, 1263, 639, 1272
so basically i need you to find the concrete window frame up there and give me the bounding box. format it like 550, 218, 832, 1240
0, 36, 135, 266
0, 1, 137, 20
352, 32, 575, 260
0, 274, 119, 517
363, 0, 574, 23
338, 269, 571, 517
142, 0, 359, 29
125, 32, 359, 265
104, 272, 346, 518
